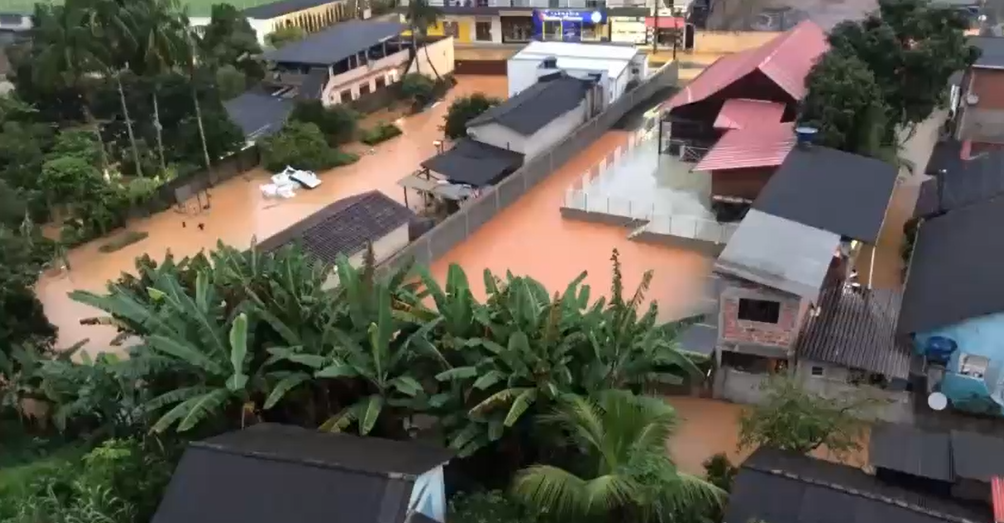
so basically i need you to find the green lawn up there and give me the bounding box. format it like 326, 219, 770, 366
0, 0, 277, 17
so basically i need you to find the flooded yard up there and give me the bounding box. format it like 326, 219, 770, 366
36, 75, 509, 352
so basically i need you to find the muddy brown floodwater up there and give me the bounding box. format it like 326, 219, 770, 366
36, 75, 509, 353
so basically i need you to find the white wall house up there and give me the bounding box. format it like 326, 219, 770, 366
507, 41, 647, 105
467, 103, 587, 160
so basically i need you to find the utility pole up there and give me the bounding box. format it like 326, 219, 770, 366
652, 0, 659, 54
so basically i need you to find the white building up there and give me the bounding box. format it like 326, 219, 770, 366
506, 41, 648, 106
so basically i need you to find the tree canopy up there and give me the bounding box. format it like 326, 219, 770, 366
443, 93, 501, 139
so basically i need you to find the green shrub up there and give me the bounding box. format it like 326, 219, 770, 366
400, 73, 436, 104
443, 93, 501, 139
261, 121, 358, 172
901, 217, 921, 275
449, 491, 539, 523
360, 123, 403, 145
290, 100, 359, 145
702, 453, 738, 492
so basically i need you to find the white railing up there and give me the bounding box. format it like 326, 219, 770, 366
563, 190, 654, 221
642, 213, 738, 244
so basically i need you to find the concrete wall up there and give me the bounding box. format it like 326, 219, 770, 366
694, 31, 780, 55
716, 367, 769, 405
378, 61, 680, 272
718, 283, 802, 350
795, 360, 915, 423
711, 167, 774, 200
249, 0, 351, 45
324, 64, 404, 106
323, 224, 410, 289
407, 37, 457, 78
958, 69, 1004, 144
467, 101, 587, 159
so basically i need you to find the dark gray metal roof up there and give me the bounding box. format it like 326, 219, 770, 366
914, 147, 1004, 219
869, 423, 954, 482
753, 145, 899, 244
243, 0, 335, 19
950, 430, 1004, 482
971, 36, 1004, 69
467, 74, 592, 136
796, 287, 911, 379
263, 20, 405, 66
727, 448, 993, 523
223, 89, 295, 141
258, 190, 414, 264
152, 424, 453, 523
678, 322, 718, 356
898, 196, 1004, 335
297, 68, 329, 100
420, 138, 524, 187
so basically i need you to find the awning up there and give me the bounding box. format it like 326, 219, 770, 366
694, 122, 795, 172
397, 172, 475, 201
645, 16, 685, 29
420, 139, 524, 188
713, 99, 785, 130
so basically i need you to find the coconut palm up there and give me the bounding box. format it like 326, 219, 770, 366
31, 3, 110, 171
181, 28, 215, 175
129, 0, 188, 172
404, 0, 442, 79
512, 391, 725, 523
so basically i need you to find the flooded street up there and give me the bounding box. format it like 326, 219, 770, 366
37, 75, 508, 352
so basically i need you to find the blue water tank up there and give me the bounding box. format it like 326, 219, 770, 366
925, 336, 958, 365
794, 126, 818, 147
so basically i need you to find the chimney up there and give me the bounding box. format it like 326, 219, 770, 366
794, 126, 818, 150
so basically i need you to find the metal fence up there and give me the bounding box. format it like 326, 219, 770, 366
380, 61, 680, 271
640, 213, 738, 244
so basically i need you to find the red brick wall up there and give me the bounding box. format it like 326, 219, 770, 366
711, 167, 775, 200
720, 293, 800, 348
972, 69, 1004, 110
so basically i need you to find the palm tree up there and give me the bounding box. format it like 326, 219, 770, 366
512, 391, 725, 523
31, 3, 110, 172
80, 0, 145, 177
183, 29, 215, 176
130, 0, 188, 173
404, 0, 442, 80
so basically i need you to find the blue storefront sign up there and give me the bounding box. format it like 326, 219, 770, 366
532, 9, 607, 42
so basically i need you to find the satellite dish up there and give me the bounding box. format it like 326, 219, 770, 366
928, 392, 948, 411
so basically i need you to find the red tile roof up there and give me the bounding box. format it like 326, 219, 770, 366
714, 99, 786, 130
993, 476, 1004, 523
694, 122, 796, 172
664, 20, 829, 111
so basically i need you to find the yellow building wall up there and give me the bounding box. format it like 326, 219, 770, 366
265, 0, 350, 35
401, 16, 473, 42
456, 17, 472, 43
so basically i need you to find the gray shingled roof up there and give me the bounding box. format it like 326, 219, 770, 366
262, 20, 404, 66
797, 287, 911, 379
152, 424, 453, 523
869, 423, 954, 482
972, 36, 1004, 69
243, 0, 334, 19
258, 190, 414, 264
467, 74, 593, 136
753, 145, 898, 244
715, 210, 841, 301
420, 138, 524, 187
898, 196, 1004, 335
727, 448, 992, 523
914, 148, 1004, 219
950, 430, 1004, 482
223, 89, 295, 141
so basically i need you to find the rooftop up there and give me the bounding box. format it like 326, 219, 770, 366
511, 41, 639, 80
715, 209, 841, 301
262, 20, 404, 66
752, 145, 898, 244
713, 98, 786, 130
727, 447, 993, 523
242, 0, 336, 19
898, 196, 1004, 335
971, 36, 1004, 69
694, 122, 795, 172
870, 423, 1004, 484
152, 424, 454, 523
257, 190, 414, 264
796, 286, 911, 379
664, 20, 828, 110
420, 138, 524, 187
468, 74, 593, 136
914, 145, 1004, 219
223, 89, 295, 141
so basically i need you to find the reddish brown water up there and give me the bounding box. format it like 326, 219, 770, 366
36, 75, 509, 353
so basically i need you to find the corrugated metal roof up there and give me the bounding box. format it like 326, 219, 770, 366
797, 287, 912, 379
694, 122, 795, 171
713, 98, 785, 130
664, 20, 828, 110
715, 209, 840, 301
869, 423, 954, 482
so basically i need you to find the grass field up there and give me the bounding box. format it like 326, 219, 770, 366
0, 0, 277, 17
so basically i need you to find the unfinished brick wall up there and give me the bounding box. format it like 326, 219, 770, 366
719, 287, 801, 348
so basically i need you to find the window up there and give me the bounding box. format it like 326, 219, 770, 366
443, 20, 460, 38
475, 20, 493, 41
959, 353, 990, 378
359, 82, 371, 96
737, 298, 781, 324
810, 366, 824, 377
375, 76, 386, 89
340, 89, 352, 103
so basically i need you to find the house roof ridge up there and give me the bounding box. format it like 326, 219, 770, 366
749, 463, 980, 523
